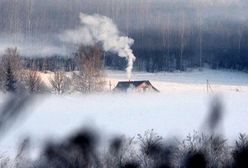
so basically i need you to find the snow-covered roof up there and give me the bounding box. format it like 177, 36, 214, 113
113, 80, 159, 92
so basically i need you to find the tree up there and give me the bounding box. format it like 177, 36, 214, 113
24, 70, 43, 93
0, 47, 22, 92
74, 45, 105, 93
180, 12, 185, 71
198, 10, 203, 69
196, 1, 204, 69
0, 65, 4, 91
1, 47, 22, 73
5, 61, 17, 92
49, 71, 70, 94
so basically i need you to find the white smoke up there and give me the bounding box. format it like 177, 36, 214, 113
60, 13, 136, 80
0, 33, 68, 57
0, 42, 67, 57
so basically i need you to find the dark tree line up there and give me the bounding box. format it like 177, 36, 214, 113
20, 23, 248, 73
2, 0, 248, 73
1, 0, 248, 73
22, 56, 76, 72
129, 25, 248, 72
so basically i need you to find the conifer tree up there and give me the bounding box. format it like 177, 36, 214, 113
5, 61, 16, 92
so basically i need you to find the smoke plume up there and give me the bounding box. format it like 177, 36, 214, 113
60, 13, 136, 79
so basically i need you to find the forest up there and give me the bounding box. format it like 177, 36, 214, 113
1, 0, 248, 72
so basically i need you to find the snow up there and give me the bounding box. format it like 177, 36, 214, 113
0, 69, 248, 157
106, 69, 248, 92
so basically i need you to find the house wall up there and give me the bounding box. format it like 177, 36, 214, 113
135, 83, 156, 92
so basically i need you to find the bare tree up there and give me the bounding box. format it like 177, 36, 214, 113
72, 72, 88, 93
23, 70, 44, 93
74, 46, 105, 93
197, 3, 204, 70
180, 12, 185, 71
49, 71, 70, 94
238, 23, 243, 60
1, 47, 22, 73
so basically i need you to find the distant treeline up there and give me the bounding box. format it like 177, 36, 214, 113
129, 27, 248, 72
23, 56, 77, 72
19, 19, 248, 72
22, 25, 248, 73
1, 0, 248, 73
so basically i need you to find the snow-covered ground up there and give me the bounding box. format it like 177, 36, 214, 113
0, 69, 248, 157
106, 69, 248, 92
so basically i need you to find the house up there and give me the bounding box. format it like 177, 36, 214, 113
113, 80, 159, 93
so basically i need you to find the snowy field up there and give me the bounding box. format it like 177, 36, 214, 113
0, 69, 248, 157
106, 69, 248, 92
